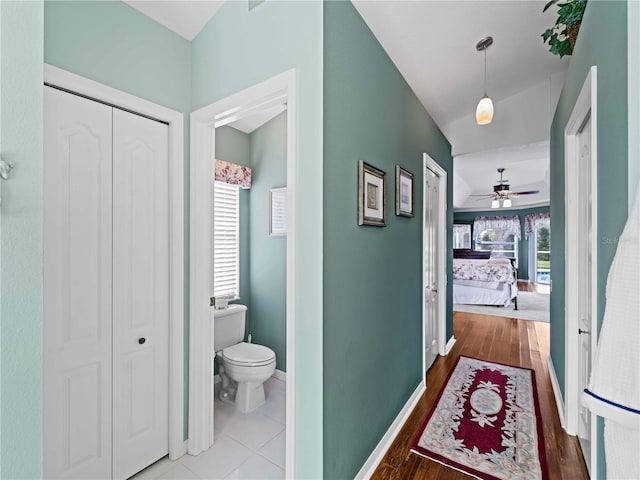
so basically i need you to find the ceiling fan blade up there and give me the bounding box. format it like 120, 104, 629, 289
476, 196, 496, 201
512, 190, 540, 196
469, 193, 495, 197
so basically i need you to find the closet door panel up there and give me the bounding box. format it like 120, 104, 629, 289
112, 109, 170, 480
44, 87, 113, 479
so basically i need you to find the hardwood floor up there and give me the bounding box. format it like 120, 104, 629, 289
370, 312, 588, 480
517, 281, 550, 294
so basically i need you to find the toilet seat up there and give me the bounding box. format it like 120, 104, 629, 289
222, 342, 275, 367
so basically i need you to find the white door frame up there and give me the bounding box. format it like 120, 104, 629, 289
188, 70, 297, 476
43, 64, 186, 459
422, 153, 448, 374
564, 65, 598, 474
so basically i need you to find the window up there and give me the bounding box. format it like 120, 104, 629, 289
213, 181, 240, 298
535, 226, 550, 284
475, 227, 518, 267
453, 224, 472, 249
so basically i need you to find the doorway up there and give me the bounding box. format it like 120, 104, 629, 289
564, 66, 598, 475
189, 70, 297, 477
422, 153, 447, 376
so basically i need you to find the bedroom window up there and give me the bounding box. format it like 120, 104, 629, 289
475, 227, 518, 267
213, 181, 240, 298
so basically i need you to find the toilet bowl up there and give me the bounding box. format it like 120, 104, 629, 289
219, 342, 276, 412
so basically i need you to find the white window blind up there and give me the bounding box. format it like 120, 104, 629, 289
213, 181, 240, 298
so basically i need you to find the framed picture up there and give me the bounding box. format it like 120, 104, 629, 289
358, 160, 386, 226
269, 187, 287, 236
395, 165, 414, 217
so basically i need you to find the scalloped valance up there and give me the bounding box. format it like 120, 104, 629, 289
474, 215, 521, 240
524, 212, 550, 238
214, 159, 251, 189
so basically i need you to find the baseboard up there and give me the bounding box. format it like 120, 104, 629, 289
354, 381, 426, 479
547, 356, 565, 428
445, 336, 456, 355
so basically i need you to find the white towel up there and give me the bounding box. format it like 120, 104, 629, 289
582, 180, 640, 478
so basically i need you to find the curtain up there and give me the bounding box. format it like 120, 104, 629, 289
524, 212, 550, 238
474, 215, 521, 240
214, 159, 251, 189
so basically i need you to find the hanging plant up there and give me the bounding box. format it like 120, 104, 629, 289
541, 0, 587, 57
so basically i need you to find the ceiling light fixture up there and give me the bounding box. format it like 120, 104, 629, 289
491, 198, 500, 209
503, 198, 512, 208
475, 36, 494, 125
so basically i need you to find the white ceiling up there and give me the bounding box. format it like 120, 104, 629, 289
123, 0, 562, 209
123, 0, 223, 41
352, 0, 568, 129
454, 141, 550, 211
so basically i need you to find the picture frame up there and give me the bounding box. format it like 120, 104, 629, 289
395, 165, 414, 217
269, 187, 287, 236
358, 160, 386, 226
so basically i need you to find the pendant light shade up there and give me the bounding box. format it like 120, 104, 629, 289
475, 36, 494, 125
491, 199, 500, 209
503, 198, 512, 208
476, 95, 494, 125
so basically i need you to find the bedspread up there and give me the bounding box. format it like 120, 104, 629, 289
453, 259, 515, 285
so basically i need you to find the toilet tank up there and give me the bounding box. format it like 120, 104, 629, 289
212, 304, 247, 352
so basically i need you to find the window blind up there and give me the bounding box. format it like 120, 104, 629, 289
213, 181, 239, 298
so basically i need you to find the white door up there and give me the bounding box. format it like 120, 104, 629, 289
577, 115, 593, 472
424, 167, 439, 372
44, 87, 114, 479
112, 109, 170, 479
44, 87, 170, 480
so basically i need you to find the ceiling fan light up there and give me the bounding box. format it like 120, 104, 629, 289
476, 95, 494, 125
503, 198, 512, 208
491, 198, 500, 209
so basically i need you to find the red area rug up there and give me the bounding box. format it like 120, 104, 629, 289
411, 356, 548, 480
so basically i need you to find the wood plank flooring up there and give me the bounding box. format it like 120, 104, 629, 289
370, 312, 589, 480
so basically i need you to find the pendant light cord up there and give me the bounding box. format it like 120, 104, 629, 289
484, 48, 487, 97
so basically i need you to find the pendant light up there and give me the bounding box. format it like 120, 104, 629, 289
503, 198, 512, 208
475, 36, 494, 125
491, 198, 500, 209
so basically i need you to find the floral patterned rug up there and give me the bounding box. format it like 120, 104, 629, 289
411, 356, 548, 480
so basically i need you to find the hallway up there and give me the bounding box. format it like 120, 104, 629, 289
371, 312, 589, 479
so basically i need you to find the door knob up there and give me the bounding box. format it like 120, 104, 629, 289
138, 337, 146, 344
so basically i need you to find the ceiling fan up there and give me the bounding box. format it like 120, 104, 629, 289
471, 168, 540, 208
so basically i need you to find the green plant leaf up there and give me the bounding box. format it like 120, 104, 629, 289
541, 0, 585, 57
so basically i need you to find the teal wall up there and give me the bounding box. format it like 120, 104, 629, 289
249, 113, 287, 371
191, 2, 324, 476
215, 125, 251, 316
44, 1, 191, 113
0, 2, 44, 478
550, 1, 628, 478
322, 3, 453, 478
454, 205, 550, 281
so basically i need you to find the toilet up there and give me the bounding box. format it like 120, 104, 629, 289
213, 304, 276, 413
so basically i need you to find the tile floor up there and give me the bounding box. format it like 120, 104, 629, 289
131, 377, 286, 480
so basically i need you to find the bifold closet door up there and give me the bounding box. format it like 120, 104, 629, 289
44, 87, 170, 479
111, 109, 169, 480
44, 87, 114, 479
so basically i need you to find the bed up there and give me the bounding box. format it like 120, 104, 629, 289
452, 257, 518, 308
